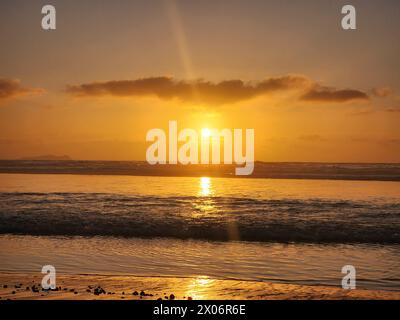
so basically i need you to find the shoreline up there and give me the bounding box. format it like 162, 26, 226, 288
1, 272, 399, 300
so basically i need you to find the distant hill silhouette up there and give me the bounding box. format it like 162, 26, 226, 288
18, 155, 72, 161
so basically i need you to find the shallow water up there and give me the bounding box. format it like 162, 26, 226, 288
1, 235, 399, 291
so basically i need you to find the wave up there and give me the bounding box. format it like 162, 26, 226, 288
0, 192, 399, 243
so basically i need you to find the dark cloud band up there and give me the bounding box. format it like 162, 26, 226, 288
301, 87, 369, 103
67, 75, 369, 105
0, 79, 44, 101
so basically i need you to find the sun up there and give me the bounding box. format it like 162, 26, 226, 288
201, 128, 212, 138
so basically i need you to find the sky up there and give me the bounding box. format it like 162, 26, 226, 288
0, 0, 399, 162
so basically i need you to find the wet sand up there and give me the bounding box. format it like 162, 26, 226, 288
0, 272, 399, 300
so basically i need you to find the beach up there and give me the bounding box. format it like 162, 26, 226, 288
1, 272, 400, 300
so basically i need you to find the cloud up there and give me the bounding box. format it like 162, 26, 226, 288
66, 75, 313, 105
300, 87, 369, 103
371, 87, 393, 98
67, 75, 370, 105
386, 108, 400, 113
382, 138, 400, 145
349, 108, 375, 116
0, 79, 44, 101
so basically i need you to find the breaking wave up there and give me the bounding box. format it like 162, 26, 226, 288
0, 192, 399, 243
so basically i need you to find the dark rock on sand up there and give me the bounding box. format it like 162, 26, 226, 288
169, 294, 175, 300
93, 286, 106, 295
3, 285, 7, 288
132, 291, 138, 295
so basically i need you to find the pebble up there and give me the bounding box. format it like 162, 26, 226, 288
132, 291, 138, 295
93, 286, 106, 295
169, 294, 175, 300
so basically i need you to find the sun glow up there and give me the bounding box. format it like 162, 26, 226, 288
201, 128, 212, 138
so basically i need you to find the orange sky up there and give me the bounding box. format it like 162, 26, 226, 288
0, 0, 399, 162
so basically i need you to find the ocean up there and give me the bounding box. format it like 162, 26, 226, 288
0, 161, 399, 292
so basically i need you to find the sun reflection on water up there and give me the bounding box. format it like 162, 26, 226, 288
199, 177, 212, 197
192, 177, 217, 217
184, 276, 215, 300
